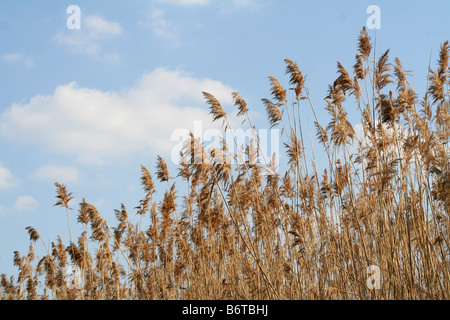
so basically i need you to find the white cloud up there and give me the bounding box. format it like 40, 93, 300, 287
0, 165, 18, 189
12, 196, 39, 213
1, 53, 24, 63
157, 0, 261, 9
219, 0, 264, 13
0, 205, 8, 218
103, 52, 121, 63
231, 0, 257, 7
139, 9, 179, 43
150, 9, 173, 37
157, 0, 209, 5
84, 15, 122, 38
1, 53, 34, 67
0, 68, 234, 164
31, 165, 81, 184
155, 0, 262, 10
55, 14, 121, 59
142, 1, 260, 44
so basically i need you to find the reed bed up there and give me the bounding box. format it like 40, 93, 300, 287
1, 27, 448, 300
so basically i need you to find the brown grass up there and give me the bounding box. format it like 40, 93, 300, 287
1, 27, 449, 300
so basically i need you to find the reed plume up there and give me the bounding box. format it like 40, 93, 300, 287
2, 27, 448, 301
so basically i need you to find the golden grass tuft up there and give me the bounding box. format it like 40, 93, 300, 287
1, 27, 449, 300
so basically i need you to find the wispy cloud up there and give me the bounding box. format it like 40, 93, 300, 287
55, 14, 122, 61
0, 205, 8, 218
156, 0, 261, 9
12, 196, 39, 213
231, 0, 260, 7
30, 164, 81, 185
219, 0, 264, 13
157, 0, 209, 5
1, 53, 34, 67
1, 53, 23, 63
0, 68, 233, 164
139, 9, 180, 44
84, 15, 122, 38
0, 164, 18, 189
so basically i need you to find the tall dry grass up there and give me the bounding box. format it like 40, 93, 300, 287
1, 27, 448, 300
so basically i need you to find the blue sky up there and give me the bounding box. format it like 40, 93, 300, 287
0, 0, 449, 277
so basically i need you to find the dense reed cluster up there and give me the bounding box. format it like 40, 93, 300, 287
1, 28, 449, 300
